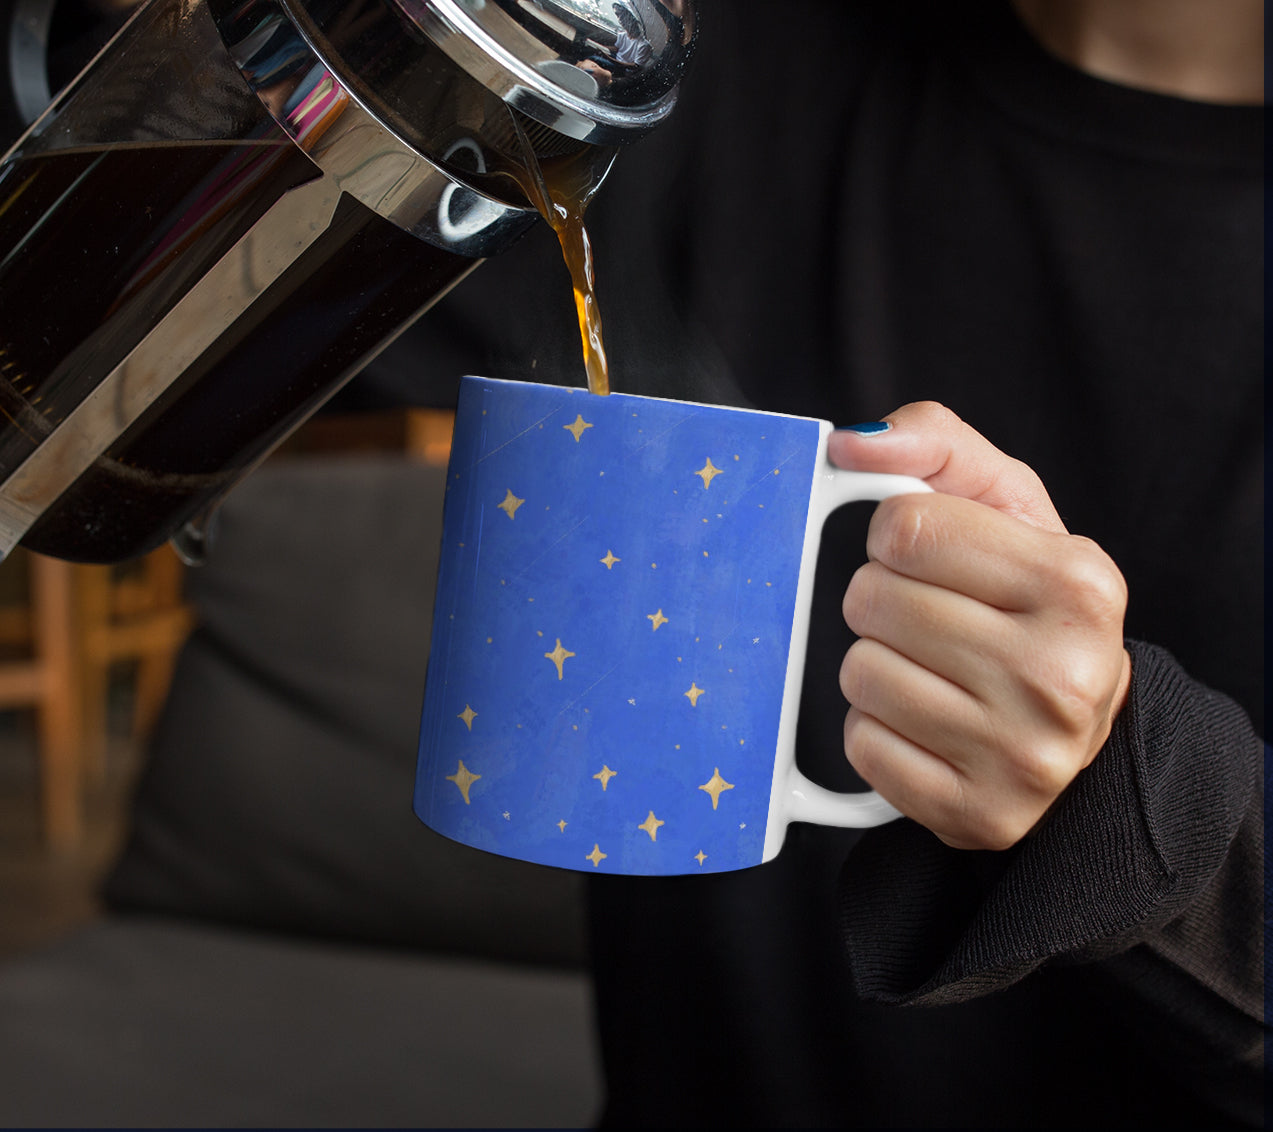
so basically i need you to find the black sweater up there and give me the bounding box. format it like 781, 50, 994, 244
364, 2, 1264, 1125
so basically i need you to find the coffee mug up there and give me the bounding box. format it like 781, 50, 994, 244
414, 377, 931, 874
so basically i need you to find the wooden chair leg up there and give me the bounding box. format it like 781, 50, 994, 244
29, 555, 82, 851
75, 564, 113, 788
77, 546, 193, 759
132, 546, 187, 745
132, 648, 180, 744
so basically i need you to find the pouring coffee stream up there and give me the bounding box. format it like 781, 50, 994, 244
508, 109, 611, 397
0, 0, 696, 562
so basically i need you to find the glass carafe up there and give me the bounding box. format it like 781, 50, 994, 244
0, 0, 695, 562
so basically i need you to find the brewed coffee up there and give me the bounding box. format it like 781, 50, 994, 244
0, 138, 474, 562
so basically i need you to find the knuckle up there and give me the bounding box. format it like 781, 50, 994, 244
1011, 738, 1078, 799
842, 562, 882, 635
1018, 647, 1122, 761
869, 495, 934, 567
1041, 648, 1103, 712
841, 565, 865, 627
903, 400, 963, 432
843, 707, 881, 776
1051, 538, 1128, 623
1000, 456, 1051, 515
839, 644, 864, 703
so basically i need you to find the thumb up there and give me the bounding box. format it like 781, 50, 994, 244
827, 401, 1066, 533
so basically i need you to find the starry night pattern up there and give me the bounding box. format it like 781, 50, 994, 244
414, 377, 821, 874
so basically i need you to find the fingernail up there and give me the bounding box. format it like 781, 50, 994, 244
837, 422, 891, 436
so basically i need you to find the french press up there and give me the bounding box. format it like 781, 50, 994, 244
0, 0, 696, 563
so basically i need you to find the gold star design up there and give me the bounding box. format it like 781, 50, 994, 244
695, 850, 707, 866
638, 811, 665, 841
698, 767, 734, 810
457, 705, 477, 731
684, 682, 705, 706
497, 489, 524, 519
593, 764, 617, 790
445, 760, 481, 804
558, 820, 568, 832
600, 550, 620, 569
586, 844, 608, 868
648, 609, 669, 631
695, 458, 723, 489
564, 414, 593, 441
545, 638, 575, 679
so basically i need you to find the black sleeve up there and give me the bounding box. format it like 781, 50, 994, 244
836, 639, 1264, 1116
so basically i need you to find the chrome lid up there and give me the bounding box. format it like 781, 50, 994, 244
404, 0, 698, 143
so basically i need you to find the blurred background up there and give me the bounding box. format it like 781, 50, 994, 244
0, 404, 456, 962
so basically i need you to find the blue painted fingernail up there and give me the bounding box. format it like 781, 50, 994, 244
837, 422, 891, 436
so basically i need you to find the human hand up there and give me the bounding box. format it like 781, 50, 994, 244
827, 402, 1132, 851
576, 59, 614, 88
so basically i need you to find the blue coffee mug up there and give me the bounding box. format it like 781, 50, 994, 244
414, 377, 931, 874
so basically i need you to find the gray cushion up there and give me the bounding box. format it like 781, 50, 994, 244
103, 456, 587, 967
0, 917, 600, 1128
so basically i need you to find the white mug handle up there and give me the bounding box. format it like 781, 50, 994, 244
781, 457, 933, 830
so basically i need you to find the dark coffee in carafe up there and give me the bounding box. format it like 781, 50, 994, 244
2, 138, 476, 562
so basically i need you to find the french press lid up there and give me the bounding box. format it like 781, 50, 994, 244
216, 0, 698, 208
402, 0, 699, 143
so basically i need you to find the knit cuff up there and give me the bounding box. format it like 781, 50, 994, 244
836, 640, 1255, 1006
